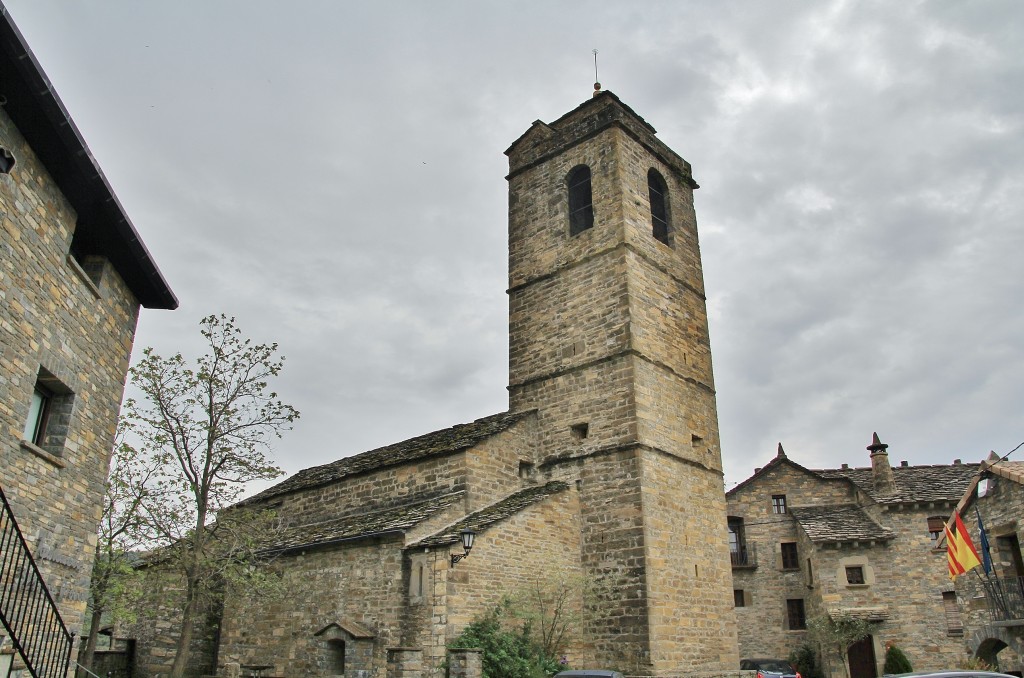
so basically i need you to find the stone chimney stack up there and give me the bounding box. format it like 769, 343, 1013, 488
867, 432, 896, 494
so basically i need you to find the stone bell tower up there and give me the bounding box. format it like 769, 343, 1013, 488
505, 91, 738, 674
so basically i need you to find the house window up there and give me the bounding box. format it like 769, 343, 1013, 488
22, 368, 74, 456
570, 423, 589, 441
846, 566, 865, 585
23, 384, 53, 445
942, 592, 963, 635
734, 589, 746, 607
772, 495, 787, 514
648, 168, 669, 245
927, 516, 948, 547
781, 542, 799, 570
567, 165, 594, 235
728, 517, 749, 566
786, 598, 807, 630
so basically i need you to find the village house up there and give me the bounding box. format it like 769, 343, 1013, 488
0, 4, 176, 676
727, 436, 981, 678
945, 453, 1024, 674
125, 89, 741, 678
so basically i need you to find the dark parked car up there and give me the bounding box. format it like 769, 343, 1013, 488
741, 658, 801, 678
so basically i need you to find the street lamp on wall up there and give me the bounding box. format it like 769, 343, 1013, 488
450, 529, 476, 568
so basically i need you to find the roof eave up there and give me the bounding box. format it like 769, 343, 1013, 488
0, 4, 177, 309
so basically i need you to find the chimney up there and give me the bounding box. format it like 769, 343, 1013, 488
867, 432, 896, 493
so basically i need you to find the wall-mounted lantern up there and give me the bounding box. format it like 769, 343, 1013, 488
450, 529, 476, 568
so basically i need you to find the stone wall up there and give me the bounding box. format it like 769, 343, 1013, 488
218, 535, 407, 678
120, 567, 222, 678
955, 472, 1024, 673
416, 485, 586, 675
1, 105, 142, 635
271, 452, 469, 527
728, 460, 971, 675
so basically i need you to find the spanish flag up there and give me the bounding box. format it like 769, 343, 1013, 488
946, 510, 982, 579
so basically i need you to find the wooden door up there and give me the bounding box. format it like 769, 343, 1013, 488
848, 635, 877, 678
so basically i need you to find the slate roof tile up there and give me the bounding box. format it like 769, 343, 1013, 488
817, 463, 979, 504
262, 491, 465, 554
412, 481, 570, 549
790, 504, 894, 543
244, 411, 530, 504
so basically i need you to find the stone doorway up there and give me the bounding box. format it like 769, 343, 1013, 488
848, 635, 877, 678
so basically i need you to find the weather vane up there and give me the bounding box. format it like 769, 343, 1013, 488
593, 49, 601, 95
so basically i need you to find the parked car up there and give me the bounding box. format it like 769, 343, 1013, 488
884, 672, 1018, 678
741, 658, 801, 678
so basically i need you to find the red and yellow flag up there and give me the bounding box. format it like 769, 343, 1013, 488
946, 510, 982, 579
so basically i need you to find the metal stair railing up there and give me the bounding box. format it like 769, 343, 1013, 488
0, 485, 74, 678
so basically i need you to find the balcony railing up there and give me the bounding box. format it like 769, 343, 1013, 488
0, 485, 74, 678
731, 543, 757, 568
981, 575, 1024, 624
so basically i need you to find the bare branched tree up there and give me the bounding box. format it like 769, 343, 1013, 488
123, 314, 298, 678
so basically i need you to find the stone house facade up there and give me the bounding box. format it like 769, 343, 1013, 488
0, 2, 176, 671
125, 91, 740, 678
945, 455, 1024, 674
727, 437, 979, 678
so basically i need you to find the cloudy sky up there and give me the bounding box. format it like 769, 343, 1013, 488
6, 1, 1022, 491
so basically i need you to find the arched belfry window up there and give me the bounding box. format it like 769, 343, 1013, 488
648, 168, 670, 245
567, 165, 594, 236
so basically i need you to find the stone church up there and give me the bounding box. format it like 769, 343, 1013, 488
130, 91, 740, 678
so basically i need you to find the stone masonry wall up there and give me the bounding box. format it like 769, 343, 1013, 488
271, 452, 469, 528
119, 567, 221, 678
955, 473, 1024, 673
1, 106, 142, 635
424, 486, 586, 675
728, 463, 854, 660
728, 461, 970, 676
507, 98, 736, 674
640, 447, 739, 673
464, 415, 538, 512
218, 535, 407, 678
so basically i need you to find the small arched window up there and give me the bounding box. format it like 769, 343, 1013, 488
567, 165, 594, 236
648, 168, 669, 245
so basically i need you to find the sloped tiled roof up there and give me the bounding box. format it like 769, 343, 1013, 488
726, 445, 826, 497
790, 505, 895, 544
818, 463, 979, 504
412, 481, 569, 549
262, 491, 465, 554
244, 411, 531, 504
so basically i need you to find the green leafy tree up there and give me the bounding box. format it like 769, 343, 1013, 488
806, 614, 871, 678
883, 644, 913, 674
80, 424, 151, 673
123, 314, 298, 678
450, 599, 563, 678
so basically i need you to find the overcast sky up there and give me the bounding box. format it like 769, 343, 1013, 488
6, 1, 1022, 491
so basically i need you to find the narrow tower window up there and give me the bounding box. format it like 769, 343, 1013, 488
567, 165, 594, 235
648, 168, 669, 245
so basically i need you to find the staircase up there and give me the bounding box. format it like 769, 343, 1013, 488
0, 485, 74, 678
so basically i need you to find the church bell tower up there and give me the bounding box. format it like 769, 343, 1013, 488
505, 91, 738, 674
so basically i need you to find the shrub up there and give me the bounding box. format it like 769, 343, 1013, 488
883, 645, 913, 674
790, 643, 821, 678
449, 599, 563, 678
